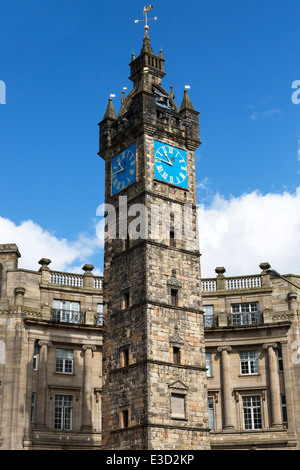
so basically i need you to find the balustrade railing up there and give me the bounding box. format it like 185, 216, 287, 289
201, 279, 217, 292
226, 276, 261, 290
201, 275, 262, 293
50, 271, 83, 288
50, 271, 103, 289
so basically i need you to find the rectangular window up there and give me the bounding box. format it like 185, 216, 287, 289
231, 302, 260, 325
52, 300, 81, 324
281, 394, 287, 423
173, 347, 181, 364
97, 303, 104, 326
122, 348, 129, 367
121, 409, 129, 428
54, 395, 73, 430
31, 393, 36, 423
277, 346, 284, 372
171, 393, 186, 419
206, 352, 212, 377
240, 351, 258, 375
170, 230, 175, 247
242, 396, 262, 430
123, 292, 130, 309
203, 305, 215, 328
171, 289, 178, 306
208, 397, 214, 430
33, 343, 39, 370
56, 349, 74, 374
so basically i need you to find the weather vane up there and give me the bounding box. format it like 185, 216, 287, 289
134, 5, 157, 34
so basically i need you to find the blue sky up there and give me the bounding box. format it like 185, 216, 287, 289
0, 0, 299, 277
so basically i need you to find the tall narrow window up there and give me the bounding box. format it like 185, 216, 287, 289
242, 396, 262, 430
171, 393, 186, 419
170, 230, 175, 247
206, 352, 212, 377
208, 397, 214, 430
173, 347, 181, 364
33, 342, 39, 370
121, 409, 129, 428
203, 305, 215, 328
171, 289, 178, 306
277, 345, 284, 372
281, 394, 287, 423
122, 348, 129, 367
54, 395, 73, 430
31, 393, 37, 423
97, 303, 104, 326
123, 291, 130, 309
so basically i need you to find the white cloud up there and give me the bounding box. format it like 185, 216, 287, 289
199, 188, 300, 278
250, 108, 281, 120
0, 217, 103, 273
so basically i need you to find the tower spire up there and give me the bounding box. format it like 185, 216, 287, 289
103, 96, 116, 120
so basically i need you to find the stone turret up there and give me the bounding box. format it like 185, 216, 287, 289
0, 244, 21, 298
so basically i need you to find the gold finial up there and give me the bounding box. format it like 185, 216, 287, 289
134, 5, 157, 35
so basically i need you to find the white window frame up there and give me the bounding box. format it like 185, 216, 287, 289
54, 394, 73, 430
206, 352, 212, 377
53, 300, 81, 324
231, 302, 260, 325
97, 303, 104, 325
208, 396, 215, 430
242, 395, 262, 430
203, 305, 215, 328
55, 349, 74, 374
239, 351, 259, 375
33, 343, 39, 370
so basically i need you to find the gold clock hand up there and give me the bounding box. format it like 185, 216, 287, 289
112, 168, 124, 176
163, 148, 173, 165
156, 157, 173, 166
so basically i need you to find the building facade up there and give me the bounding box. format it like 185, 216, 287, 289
0, 246, 300, 450
0, 244, 103, 450
202, 264, 300, 450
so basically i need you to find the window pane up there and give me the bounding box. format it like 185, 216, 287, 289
206, 353, 212, 377
203, 305, 214, 315
208, 397, 214, 430
54, 395, 72, 430
242, 396, 262, 430
171, 393, 185, 417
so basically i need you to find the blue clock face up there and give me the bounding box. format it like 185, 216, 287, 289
111, 144, 136, 195
154, 141, 188, 189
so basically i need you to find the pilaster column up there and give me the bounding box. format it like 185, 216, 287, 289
35, 340, 52, 428
217, 346, 235, 430
263, 342, 282, 428
82, 345, 96, 430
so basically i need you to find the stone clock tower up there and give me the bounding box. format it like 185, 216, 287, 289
98, 21, 210, 450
